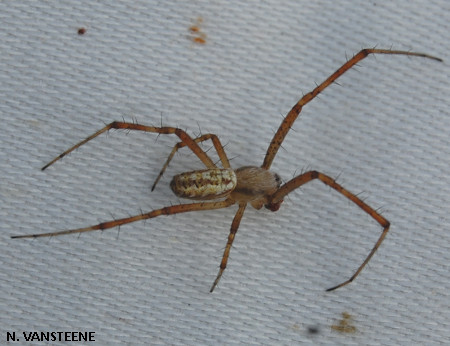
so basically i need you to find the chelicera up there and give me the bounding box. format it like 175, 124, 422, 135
13, 48, 441, 292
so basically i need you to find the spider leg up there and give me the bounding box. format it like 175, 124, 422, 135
152, 133, 231, 191
41, 121, 217, 170
268, 170, 390, 291
262, 48, 442, 170
11, 199, 235, 239
210, 202, 247, 292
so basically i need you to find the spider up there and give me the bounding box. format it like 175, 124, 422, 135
13, 48, 441, 292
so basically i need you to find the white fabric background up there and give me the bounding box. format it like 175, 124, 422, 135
1, 1, 449, 345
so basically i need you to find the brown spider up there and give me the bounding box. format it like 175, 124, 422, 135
13, 48, 442, 292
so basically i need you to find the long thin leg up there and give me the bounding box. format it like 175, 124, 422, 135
262, 48, 442, 170
152, 133, 231, 191
210, 202, 247, 292
11, 199, 234, 239
42, 121, 217, 170
268, 170, 390, 291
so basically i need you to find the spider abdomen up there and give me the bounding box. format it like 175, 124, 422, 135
170, 168, 237, 200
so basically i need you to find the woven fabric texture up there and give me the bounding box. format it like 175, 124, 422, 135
1, 1, 449, 345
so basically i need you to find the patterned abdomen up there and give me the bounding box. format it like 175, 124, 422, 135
170, 169, 237, 200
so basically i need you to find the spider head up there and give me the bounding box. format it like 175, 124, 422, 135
264, 173, 283, 211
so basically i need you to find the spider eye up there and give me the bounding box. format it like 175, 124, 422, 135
274, 173, 282, 188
